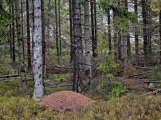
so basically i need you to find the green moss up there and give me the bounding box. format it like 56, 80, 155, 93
1, 76, 161, 119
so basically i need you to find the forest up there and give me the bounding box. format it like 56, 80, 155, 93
0, 0, 161, 119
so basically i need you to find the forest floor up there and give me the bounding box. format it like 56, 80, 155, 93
0, 69, 161, 119
1, 56, 161, 119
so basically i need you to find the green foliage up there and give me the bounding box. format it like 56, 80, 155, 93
0, 0, 13, 31
97, 53, 119, 83
108, 82, 128, 100
98, 0, 137, 33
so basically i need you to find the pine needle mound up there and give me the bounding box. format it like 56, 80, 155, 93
36, 91, 93, 112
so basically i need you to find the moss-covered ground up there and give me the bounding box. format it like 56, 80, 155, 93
0, 76, 161, 120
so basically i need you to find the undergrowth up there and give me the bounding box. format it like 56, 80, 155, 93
1, 77, 161, 119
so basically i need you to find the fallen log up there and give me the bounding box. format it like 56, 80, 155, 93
134, 79, 161, 83
141, 89, 161, 96
0, 74, 19, 78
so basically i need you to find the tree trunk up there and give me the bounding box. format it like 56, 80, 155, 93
58, 0, 61, 56
73, 0, 82, 93
123, 34, 127, 70
12, 2, 16, 62
108, 8, 111, 54
94, 0, 97, 57
159, 10, 161, 63
84, 0, 92, 87
91, 0, 95, 57
134, 0, 139, 65
142, 0, 148, 65
21, 0, 25, 60
113, 10, 118, 62
15, 0, 28, 93
46, 0, 50, 54
26, 0, 31, 71
29, 0, 34, 56
69, 0, 74, 62
55, 0, 59, 63
125, 0, 131, 59
41, 0, 46, 80
33, 0, 44, 99
9, 3, 13, 59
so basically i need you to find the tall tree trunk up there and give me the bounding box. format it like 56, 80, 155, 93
73, 0, 82, 93
134, 0, 139, 65
121, 0, 127, 72
84, 0, 92, 87
69, 0, 74, 62
91, 0, 95, 57
9, 2, 13, 59
33, 0, 44, 99
159, 10, 161, 63
58, 0, 61, 56
118, 32, 122, 60
21, 0, 25, 60
142, 0, 148, 65
117, 1, 122, 61
26, 0, 31, 71
41, 0, 46, 80
94, 0, 97, 57
12, 2, 16, 62
125, 0, 131, 59
55, 0, 59, 63
46, 0, 50, 54
29, 0, 34, 57
113, 10, 118, 62
15, 0, 28, 93
108, 8, 111, 54
147, 1, 152, 61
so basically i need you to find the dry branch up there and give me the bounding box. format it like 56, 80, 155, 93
141, 89, 161, 96
0, 74, 19, 78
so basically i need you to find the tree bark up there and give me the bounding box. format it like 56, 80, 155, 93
55, 0, 59, 63
84, 0, 92, 87
94, 0, 97, 57
33, 0, 44, 99
15, 0, 28, 93
91, 0, 96, 57
134, 0, 139, 65
69, 0, 74, 62
41, 0, 46, 81
58, 0, 61, 56
9, 2, 13, 59
107, 8, 111, 54
21, 0, 25, 60
73, 0, 82, 93
125, 0, 131, 59
159, 10, 161, 63
26, 0, 31, 71
142, 0, 148, 65
12, 2, 16, 62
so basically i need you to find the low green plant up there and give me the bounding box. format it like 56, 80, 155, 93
97, 53, 119, 89
108, 82, 128, 100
